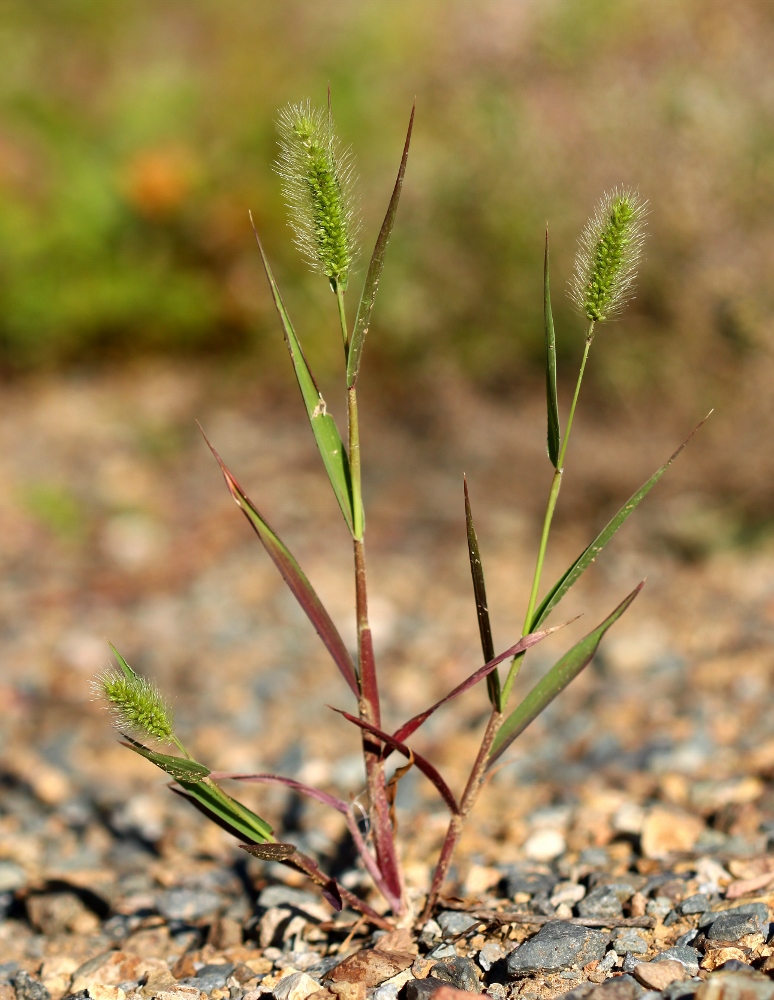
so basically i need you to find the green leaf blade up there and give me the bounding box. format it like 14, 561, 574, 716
544, 229, 560, 468
120, 734, 211, 782
251, 221, 355, 534
201, 430, 360, 697
173, 780, 275, 844
489, 582, 643, 765
346, 103, 414, 388
530, 418, 708, 632
463, 477, 499, 709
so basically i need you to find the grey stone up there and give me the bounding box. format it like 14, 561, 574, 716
401, 981, 439, 1000
156, 887, 223, 922
14, 971, 51, 1000
426, 943, 457, 961
504, 867, 558, 899
653, 948, 700, 976
556, 977, 644, 1000
661, 982, 699, 1000
477, 942, 504, 972
577, 885, 626, 919
646, 896, 673, 919
716, 961, 752, 973
623, 954, 644, 974
429, 957, 480, 992
436, 911, 479, 939
0, 861, 25, 893
705, 912, 763, 941
181, 963, 235, 993
676, 930, 699, 947
680, 894, 713, 915
700, 904, 769, 936
507, 921, 608, 976
258, 886, 319, 911
0, 964, 19, 985
612, 928, 649, 955
303, 956, 342, 981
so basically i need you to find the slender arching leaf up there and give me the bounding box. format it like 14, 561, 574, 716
120, 734, 210, 783
176, 779, 274, 843
332, 708, 460, 814
489, 583, 643, 765
544, 228, 560, 468
201, 429, 360, 698
530, 417, 708, 632
391, 622, 568, 744
464, 476, 499, 708
249, 217, 355, 533
346, 103, 415, 388
121, 736, 274, 843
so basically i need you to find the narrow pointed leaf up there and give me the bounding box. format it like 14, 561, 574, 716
530, 418, 708, 632
346, 103, 415, 388
544, 229, 560, 468
464, 477, 499, 708
120, 734, 211, 783
110, 644, 137, 683
174, 779, 274, 843
489, 583, 643, 765
333, 708, 460, 814
392, 622, 568, 744
120, 736, 274, 843
212, 771, 400, 911
201, 430, 359, 697
250, 218, 355, 533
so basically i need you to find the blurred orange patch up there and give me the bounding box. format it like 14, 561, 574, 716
121, 146, 196, 218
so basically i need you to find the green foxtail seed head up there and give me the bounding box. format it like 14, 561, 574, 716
92, 653, 175, 744
275, 100, 360, 291
569, 188, 647, 323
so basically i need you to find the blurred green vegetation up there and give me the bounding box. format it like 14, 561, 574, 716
1, 0, 773, 402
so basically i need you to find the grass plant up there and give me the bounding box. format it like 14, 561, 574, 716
94, 97, 702, 926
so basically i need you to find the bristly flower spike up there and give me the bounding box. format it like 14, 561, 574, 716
275, 99, 360, 292
570, 188, 647, 325
92, 646, 176, 745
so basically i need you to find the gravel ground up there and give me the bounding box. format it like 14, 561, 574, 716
1, 361, 774, 1000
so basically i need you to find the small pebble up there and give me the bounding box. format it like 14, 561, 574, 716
436, 911, 479, 939
507, 921, 608, 976
633, 960, 687, 991
523, 829, 566, 862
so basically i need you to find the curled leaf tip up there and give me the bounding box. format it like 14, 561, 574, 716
569, 188, 648, 324
275, 99, 360, 290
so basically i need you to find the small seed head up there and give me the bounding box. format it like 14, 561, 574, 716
569, 188, 647, 323
275, 100, 360, 290
92, 653, 175, 743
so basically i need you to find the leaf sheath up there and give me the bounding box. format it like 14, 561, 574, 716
250, 218, 355, 532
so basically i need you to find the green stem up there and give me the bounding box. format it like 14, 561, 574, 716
337, 279, 401, 910
335, 281, 349, 353
501, 322, 594, 706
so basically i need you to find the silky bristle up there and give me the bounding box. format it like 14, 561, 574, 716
569, 188, 647, 323
275, 100, 360, 288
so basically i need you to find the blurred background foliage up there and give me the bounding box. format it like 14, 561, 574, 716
0, 0, 773, 410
